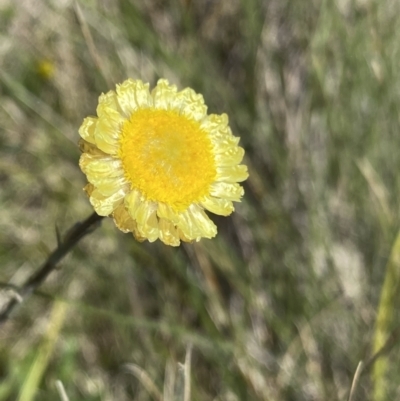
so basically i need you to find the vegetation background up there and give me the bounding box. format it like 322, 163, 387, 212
1, 0, 400, 400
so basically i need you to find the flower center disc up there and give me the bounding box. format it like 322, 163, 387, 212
119, 108, 216, 211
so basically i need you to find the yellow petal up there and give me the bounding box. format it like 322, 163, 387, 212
200, 113, 229, 131
89, 188, 126, 216
83, 183, 95, 197
116, 79, 152, 117
94, 106, 124, 155
201, 115, 240, 149
214, 146, 245, 166
79, 154, 128, 195
97, 91, 120, 113
156, 203, 180, 224
187, 204, 217, 238
211, 136, 240, 155
158, 218, 180, 246
135, 201, 159, 242
216, 165, 248, 183
79, 154, 124, 179
125, 189, 142, 220
112, 204, 137, 233
210, 182, 244, 202
177, 206, 217, 240
79, 117, 97, 144
176, 210, 202, 240
95, 177, 129, 197
177, 228, 193, 243
132, 229, 147, 243
96, 94, 124, 122
172, 88, 207, 121
208, 126, 241, 153
200, 195, 234, 216
151, 79, 178, 110
79, 139, 107, 156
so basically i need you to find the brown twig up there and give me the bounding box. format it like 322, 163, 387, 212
0, 212, 104, 325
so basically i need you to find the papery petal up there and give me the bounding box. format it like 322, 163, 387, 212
214, 146, 245, 167
79, 117, 97, 144
157, 203, 180, 224
152, 79, 178, 110
79, 154, 129, 195
95, 177, 129, 197
84, 183, 95, 197
79, 154, 124, 179
201, 115, 242, 154
136, 201, 159, 242
97, 91, 120, 113
116, 79, 152, 117
210, 182, 244, 202
200, 113, 229, 130
171, 88, 207, 121
94, 107, 124, 155
159, 218, 180, 246
112, 204, 137, 233
216, 165, 248, 183
187, 204, 217, 239
177, 228, 193, 243
176, 210, 202, 240
89, 188, 126, 216
125, 189, 142, 220
177, 206, 217, 240
79, 139, 107, 156
131, 229, 146, 242
200, 196, 234, 216
211, 135, 240, 154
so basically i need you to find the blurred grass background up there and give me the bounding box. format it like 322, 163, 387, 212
1, 0, 400, 400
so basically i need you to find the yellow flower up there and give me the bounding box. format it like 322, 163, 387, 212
36, 59, 55, 80
79, 79, 248, 246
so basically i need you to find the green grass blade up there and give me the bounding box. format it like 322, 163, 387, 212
372, 230, 400, 401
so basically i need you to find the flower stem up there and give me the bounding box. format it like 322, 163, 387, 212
0, 212, 104, 325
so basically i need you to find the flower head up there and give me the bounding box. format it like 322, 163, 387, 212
79, 79, 248, 246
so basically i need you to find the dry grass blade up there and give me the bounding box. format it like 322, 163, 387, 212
0, 69, 76, 144
74, 1, 113, 88
183, 344, 192, 401
357, 158, 393, 230
163, 358, 176, 401
125, 363, 164, 401
55, 380, 70, 401
347, 361, 363, 401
